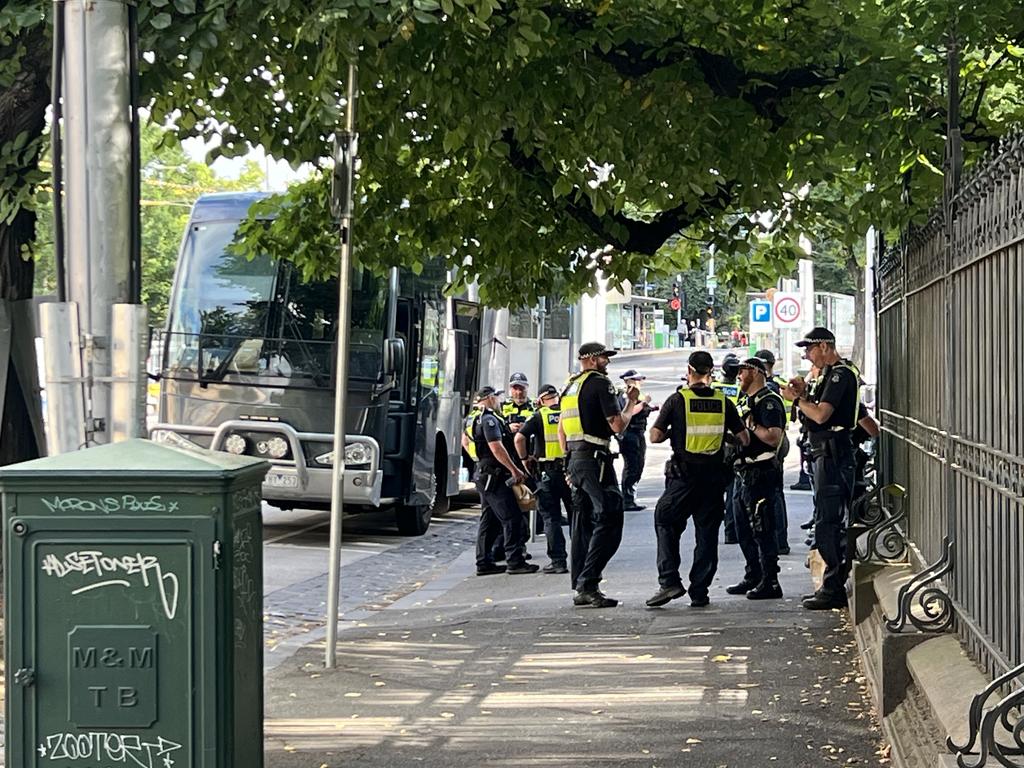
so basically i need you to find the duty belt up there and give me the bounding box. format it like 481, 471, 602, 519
538, 458, 564, 469
740, 451, 777, 465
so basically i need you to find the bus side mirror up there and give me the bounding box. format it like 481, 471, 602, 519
385, 337, 406, 377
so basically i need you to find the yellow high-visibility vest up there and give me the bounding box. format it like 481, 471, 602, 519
538, 406, 565, 460
711, 380, 740, 405
560, 370, 611, 449
679, 386, 727, 455
502, 400, 535, 422
464, 408, 482, 460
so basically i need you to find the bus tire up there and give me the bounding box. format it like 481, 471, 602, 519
395, 501, 431, 536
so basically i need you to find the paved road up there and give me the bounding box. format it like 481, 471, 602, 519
262, 350, 888, 767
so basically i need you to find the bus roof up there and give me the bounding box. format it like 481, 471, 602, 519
190, 191, 271, 223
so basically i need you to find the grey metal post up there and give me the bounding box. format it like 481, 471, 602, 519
39, 303, 87, 455
61, 0, 133, 446
109, 304, 149, 441
326, 62, 359, 669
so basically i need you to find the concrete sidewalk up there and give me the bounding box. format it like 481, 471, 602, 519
263, 458, 888, 767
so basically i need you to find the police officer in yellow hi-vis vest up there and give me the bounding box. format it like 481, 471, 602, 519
559, 342, 640, 608
645, 351, 748, 609
502, 372, 535, 432
515, 384, 570, 574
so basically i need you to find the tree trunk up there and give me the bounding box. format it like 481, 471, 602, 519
846, 245, 866, 372
0, 26, 51, 465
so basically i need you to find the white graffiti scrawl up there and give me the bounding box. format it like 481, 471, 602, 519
40, 551, 180, 621
38, 732, 181, 767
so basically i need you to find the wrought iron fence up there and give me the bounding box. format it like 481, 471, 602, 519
876, 128, 1024, 680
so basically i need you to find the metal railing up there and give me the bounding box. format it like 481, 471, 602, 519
876, 128, 1024, 680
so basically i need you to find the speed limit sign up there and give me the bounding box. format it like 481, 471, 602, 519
772, 293, 802, 326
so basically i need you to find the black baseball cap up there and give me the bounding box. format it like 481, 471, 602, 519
509, 371, 529, 386
754, 349, 776, 365
619, 369, 646, 381
537, 384, 558, 398
475, 386, 503, 401
687, 350, 714, 375
737, 357, 768, 376
578, 341, 618, 359
796, 327, 836, 347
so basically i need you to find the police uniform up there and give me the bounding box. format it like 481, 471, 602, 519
561, 344, 628, 605
729, 371, 787, 599
518, 399, 570, 571
502, 399, 535, 428
646, 354, 745, 608
471, 403, 531, 573
754, 350, 793, 553
617, 370, 652, 511
798, 335, 859, 607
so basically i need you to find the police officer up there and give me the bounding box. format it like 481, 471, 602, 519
783, 327, 859, 610
503, 372, 535, 431
727, 357, 786, 600
559, 342, 639, 608
754, 349, 792, 555
617, 369, 654, 512
645, 351, 747, 609
515, 384, 570, 574
715, 353, 743, 545
469, 386, 540, 576
713, 354, 742, 403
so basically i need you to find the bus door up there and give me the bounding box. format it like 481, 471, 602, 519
383, 297, 417, 500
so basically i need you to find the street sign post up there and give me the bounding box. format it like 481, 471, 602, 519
772, 292, 803, 328
749, 300, 773, 333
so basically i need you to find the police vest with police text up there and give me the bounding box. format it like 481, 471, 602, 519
711, 380, 740, 405
678, 386, 727, 455
538, 406, 565, 460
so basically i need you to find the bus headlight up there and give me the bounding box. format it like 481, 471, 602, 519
313, 443, 373, 468
225, 434, 247, 455
266, 436, 289, 459
344, 442, 370, 466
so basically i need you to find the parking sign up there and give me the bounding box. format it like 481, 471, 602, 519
749, 300, 773, 332
772, 292, 802, 327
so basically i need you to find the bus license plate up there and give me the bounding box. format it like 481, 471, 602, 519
265, 472, 298, 489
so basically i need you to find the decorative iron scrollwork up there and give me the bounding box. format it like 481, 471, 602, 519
855, 484, 908, 563
852, 479, 885, 528
947, 660, 1024, 767
885, 537, 955, 633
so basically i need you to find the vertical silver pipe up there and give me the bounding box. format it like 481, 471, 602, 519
40, 303, 87, 454
109, 303, 149, 441
326, 62, 358, 669
62, 0, 133, 444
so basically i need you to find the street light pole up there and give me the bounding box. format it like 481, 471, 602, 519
326, 62, 358, 669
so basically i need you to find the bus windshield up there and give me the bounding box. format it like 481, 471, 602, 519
165, 220, 388, 386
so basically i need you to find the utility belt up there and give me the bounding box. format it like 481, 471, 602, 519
538, 458, 564, 471
664, 455, 717, 479
807, 429, 853, 459
475, 460, 511, 482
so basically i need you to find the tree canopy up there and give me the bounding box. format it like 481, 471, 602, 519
5, 0, 1024, 309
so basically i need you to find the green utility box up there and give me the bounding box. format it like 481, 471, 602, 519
1, 439, 269, 768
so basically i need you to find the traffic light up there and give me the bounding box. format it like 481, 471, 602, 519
672, 282, 679, 298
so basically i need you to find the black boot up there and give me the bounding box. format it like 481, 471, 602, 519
726, 578, 759, 595
746, 581, 783, 600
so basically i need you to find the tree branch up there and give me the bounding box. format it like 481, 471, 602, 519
502, 128, 734, 255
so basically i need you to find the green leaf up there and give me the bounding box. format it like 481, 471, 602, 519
150, 12, 172, 29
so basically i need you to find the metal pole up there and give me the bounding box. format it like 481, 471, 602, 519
62, 0, 133, 446
326, 62, 358, 669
